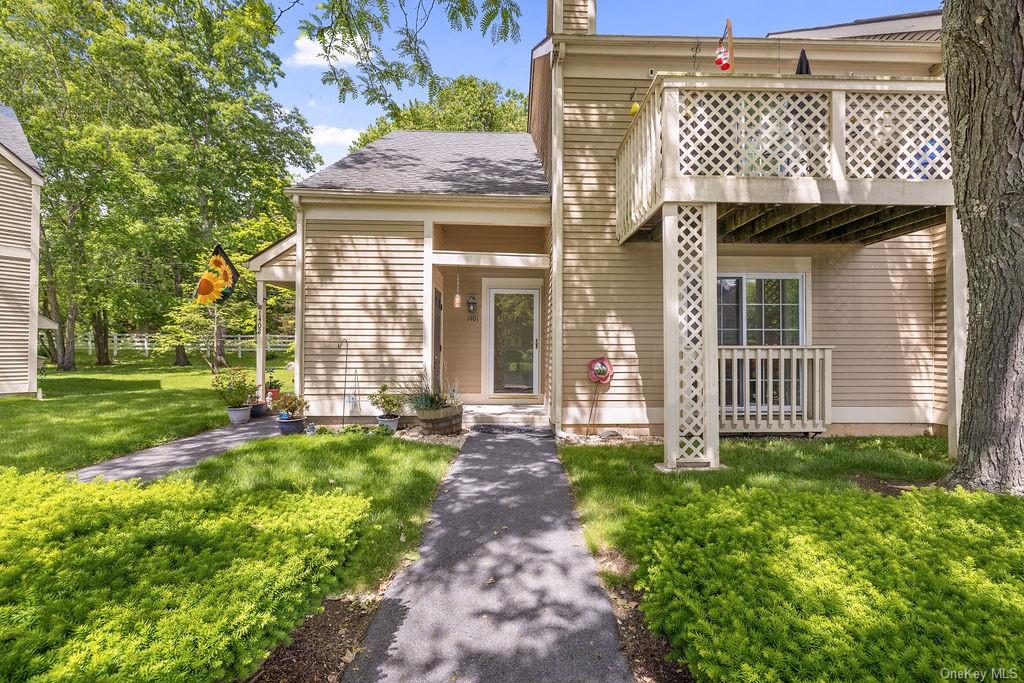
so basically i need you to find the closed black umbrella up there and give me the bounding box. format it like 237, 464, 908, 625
796, 48, 812, 75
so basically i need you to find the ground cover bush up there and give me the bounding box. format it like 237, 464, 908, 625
0, 466, 368, 681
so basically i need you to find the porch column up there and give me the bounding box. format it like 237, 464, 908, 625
661, 202, 720, 470
422, 218, 434, 388
256, 279, 267, 401
946, 207, 967, 461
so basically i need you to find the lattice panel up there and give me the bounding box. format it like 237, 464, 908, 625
677, 90, 831, 178
845, 92, 952, 180
674, 205, 707, 460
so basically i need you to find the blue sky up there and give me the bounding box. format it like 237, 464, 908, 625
271, 0, 940, 170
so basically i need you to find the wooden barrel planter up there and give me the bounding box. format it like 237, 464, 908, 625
417, 404, 463, 435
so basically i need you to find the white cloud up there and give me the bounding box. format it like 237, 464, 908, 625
311, 125, 361, 150
286, 36, 357, 68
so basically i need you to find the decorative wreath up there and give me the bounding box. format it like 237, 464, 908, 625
587, 356, 614, 384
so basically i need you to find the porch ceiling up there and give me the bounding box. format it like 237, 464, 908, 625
642, 203, 946, 245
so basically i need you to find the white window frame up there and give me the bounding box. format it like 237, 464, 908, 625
481, 277, 542, 400
717, 272, 808, 346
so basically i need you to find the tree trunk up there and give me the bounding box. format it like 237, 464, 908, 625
214, 318, 228, 369
58, 304, 77, 372
171, 263, 191, 366
940, 0, 1024, 495
92, 310, 111, 366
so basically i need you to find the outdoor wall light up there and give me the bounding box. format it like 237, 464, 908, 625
453, 271, 462, 309
467, 294, 477, 315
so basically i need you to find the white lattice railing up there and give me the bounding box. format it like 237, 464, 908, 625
718, 345, 832, 434
615, 75, 951, 242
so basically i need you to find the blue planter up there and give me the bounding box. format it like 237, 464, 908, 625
250, 403, 269, 418
278, 417, 305, 435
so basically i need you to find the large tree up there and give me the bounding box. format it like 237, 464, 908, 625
0, 0, 316, 370
941, 0, 1024, 495
299, 0, 522, 108
351, 75, 527, 150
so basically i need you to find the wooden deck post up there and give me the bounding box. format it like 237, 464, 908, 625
946, 207, 967, 461
661, 202, 719, 470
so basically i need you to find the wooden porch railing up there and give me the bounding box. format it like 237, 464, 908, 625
718, 345, 832, 434
615, 74, 952, 243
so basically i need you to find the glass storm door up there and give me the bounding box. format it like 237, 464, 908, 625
489, 289, 539, 395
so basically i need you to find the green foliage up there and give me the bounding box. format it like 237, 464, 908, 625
559, 438, 1024, 681
352, 75, 528, 150
341, 424, 366, 435
632, 486, 1024, 681
265, 369, 283, 390
273, 393, 308, 419
177, 433, 457, 591
299, 3, 522, 107
369, 424, 394, 437
0, 467, 369, 682
210, 368, 257, 408
0, 352, 293, 472
368, 384, 404, 418
403, 371, 461, 412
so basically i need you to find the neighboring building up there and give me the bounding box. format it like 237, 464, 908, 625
248, 3, 964, 469
0, 105, 44, 397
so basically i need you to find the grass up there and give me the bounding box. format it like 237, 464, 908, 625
561, 437, 1024, 680
1, 433, 456, 681
0, 351, 293, 473
173, 432, 458, 591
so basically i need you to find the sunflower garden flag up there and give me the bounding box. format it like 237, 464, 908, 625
194, 245, 239, 305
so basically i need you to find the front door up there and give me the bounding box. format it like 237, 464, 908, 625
488, 288, 539, 396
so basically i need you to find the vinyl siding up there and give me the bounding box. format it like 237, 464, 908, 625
561, 0, 593, 34
439, 266, 547, 398
302, 220, 423, 413
265, 243, 295, 269
434, 225, 546, 253
529, 54, 552, 180
0, 255, 31, 393
561, 76, 665, 420
0, 155, 32, 250
931, 222, 949, 420
559, 71, 949, 429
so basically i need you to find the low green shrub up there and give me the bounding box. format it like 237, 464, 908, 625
341, 424, 367, 435
210, 368, 257, 408
0, 468, 369, 682
369, 424, 393, 437
631, 485, 1024, 682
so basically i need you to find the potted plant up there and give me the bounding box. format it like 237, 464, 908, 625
369, 384, 404, 432
249, 396, 269, 418
265, 371, 283, 401
212, 368, 258, 425
275, 393, 309, 435
406, 373, 463, 435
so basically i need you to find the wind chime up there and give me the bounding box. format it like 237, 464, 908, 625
714, 19, 735, 72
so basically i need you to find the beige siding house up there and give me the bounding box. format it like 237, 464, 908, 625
248, 6, 965, 467
0, 105, 44, 397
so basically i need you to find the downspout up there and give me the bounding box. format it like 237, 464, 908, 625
551, 41, 565, 434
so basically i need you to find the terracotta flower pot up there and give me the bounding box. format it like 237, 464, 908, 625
268, 388, 281, 401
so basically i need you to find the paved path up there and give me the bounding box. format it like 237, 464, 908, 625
344, 428, 632, 683
73, 417, 279, 482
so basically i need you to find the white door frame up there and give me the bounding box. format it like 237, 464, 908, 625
481, 277, 542, 400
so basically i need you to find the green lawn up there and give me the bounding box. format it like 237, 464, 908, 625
561, 438, 1024, 681
0, 351, 293, 472
1, 433, 456, 682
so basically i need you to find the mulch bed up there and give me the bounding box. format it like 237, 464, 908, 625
849, 473, 937, 497
248, 596, 379, 683
596, 549, 693, 683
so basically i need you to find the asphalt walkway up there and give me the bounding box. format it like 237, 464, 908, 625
73, 416, 279, 482
343, 428, 632, 683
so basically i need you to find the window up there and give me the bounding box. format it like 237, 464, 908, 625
716, 275, 804, 346
717, 274, 807, 412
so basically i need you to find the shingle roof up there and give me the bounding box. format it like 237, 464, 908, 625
767, 10, 942, 38
293, 131, 549, 196
0, 105, 41, 176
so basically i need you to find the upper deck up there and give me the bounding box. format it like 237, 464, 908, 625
615, 73, 953, 244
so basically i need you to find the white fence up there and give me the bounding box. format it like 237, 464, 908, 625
76, 333, 293, 357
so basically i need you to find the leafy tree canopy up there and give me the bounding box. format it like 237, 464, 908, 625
351, 75, 527, 151
298, 0, 523, 108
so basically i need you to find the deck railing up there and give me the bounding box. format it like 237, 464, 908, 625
615, 74, 952, 242
718, 345, 832, 434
